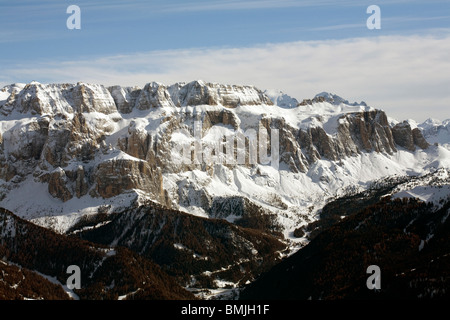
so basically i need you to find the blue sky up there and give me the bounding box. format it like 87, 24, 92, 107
1, 0, 450, 121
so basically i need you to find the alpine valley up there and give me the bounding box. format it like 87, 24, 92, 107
0, 80, 449, 300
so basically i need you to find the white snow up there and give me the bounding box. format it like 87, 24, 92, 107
392, 185, 450, 205
236, 98, 372, 135
173, 243, 188, 250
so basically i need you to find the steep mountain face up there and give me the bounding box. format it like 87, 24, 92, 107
0, 207, 195, 300
0, 81, 440, 239
392, 121, 430, 151
240, 169, 450, 300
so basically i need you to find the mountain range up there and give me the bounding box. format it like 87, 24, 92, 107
1, 80, 449, 300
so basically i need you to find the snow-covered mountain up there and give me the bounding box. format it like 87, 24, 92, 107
263, 89, 299, 109
1, 80, 450, 299
418, 118, 450, 146
0, 80, 449, 242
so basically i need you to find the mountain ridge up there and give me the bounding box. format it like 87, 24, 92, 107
1, 80, 449, 298
0, 80, 448, 239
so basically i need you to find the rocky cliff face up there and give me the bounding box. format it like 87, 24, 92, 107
0, 81, 437, 236
392, 121, 430, 151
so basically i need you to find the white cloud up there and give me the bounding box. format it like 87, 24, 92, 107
2, 33, 450, 122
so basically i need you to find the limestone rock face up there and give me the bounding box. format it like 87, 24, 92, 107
117, 121, 152, 160
90, 158, 161, 200
286, 110, 397, 170
75, 165, 89, 198
108, 85, 141, 114
3, 82, 117, 115
391, 121, 429, 151
412, 128, 430, 149
338, 110, 397, 154
168, 80, 274, 108
48, 168, 73, 202
71, 83, 117, 114
136, 82, 175, 110
392, 121, 416, 151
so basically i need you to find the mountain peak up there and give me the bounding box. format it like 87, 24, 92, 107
263, 89, 299, 108
419, 118, 442, 128
314, 92, 367, 107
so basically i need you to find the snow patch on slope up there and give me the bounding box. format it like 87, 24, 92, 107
392, 185, 450, 205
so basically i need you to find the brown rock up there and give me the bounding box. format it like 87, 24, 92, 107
75, 165, 89, 198
339, 110, 396, 154
118, 122, 151, 160
72, 83, 117, 114
392, 121, 415, 151
412, 128, 430, 149
135, 82, 174, 109
91, 158, 161, 200
261, 117, 308, 173
168, 80, 274, 108
310, 127, 337, 161
108, 85, 141, 114
48, 168, 73, 202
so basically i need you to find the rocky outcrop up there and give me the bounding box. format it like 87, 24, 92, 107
48, 168, 73, 202
71, 83, 117, 114
108, 85, 141, 114
392, 121, 416, 151
90, 158, 162, 201
299, 92, 367, 107
289, 110, 397, 170
392, 121, 429, 151
168, 80, 273, 108
244, 109, 400, 173
3, 82, 117, 116
117, 121, 153, 161
264, 90, 299, 109
75, 165, 89, 198
412, 128, 430, 149
339, 110, 397, 154
0, 80, 274, 117
135, 82, 175, 109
